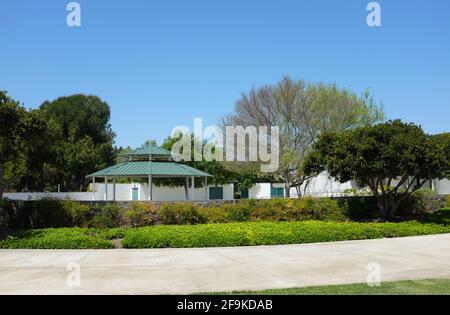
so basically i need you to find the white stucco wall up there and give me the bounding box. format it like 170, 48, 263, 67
248, 183, 271, 199
246, 173, 357, 199
60, 183, 234, 201
433, 178, 450, 195
298, 172, 359, 197
2, 192, 94, 201
3, 183, 234, 202
4, 174, 447, 202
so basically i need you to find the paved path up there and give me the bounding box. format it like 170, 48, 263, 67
1, 234, 450, 295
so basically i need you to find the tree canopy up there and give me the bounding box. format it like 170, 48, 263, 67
0, 91, 56, 198
303, 120, 450, 217
223, 76, 384, 197
40, 94, 116, 191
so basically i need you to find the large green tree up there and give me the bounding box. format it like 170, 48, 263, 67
0, 91, 56, 198
304, 120, 450, 217
40, 94, 116, 191
223, 76, 384, 197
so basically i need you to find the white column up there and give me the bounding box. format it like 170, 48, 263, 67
204, 177, 208, 200
92, 177, 96, 201
104, 177, 108, 201
191, 176, 195, 201
148, 175, 153, 201
186, 177, 189, 200
113, 178, 116, 201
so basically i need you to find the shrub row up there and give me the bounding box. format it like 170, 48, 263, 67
0, 191, 445, 229
0, 228, 114, 249
121, 220, 450, 249
0, 198, 348, 229
2, 215, 449, 249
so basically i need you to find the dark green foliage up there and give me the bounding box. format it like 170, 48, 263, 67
0, 91, 56, 198
40, 94, 116, 192
304, 120, 450, 217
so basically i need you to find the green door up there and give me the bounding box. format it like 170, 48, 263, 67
209, 187, 224, 200
240, 189, 249, 199
271, 186, 285, 198
132, 187, 139, 201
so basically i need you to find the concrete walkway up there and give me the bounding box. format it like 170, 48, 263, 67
1, 234, 450, 295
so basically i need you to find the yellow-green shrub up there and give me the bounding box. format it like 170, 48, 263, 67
122, 202, 156, 227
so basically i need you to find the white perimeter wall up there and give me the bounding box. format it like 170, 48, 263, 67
433, 178, 450, 195
4, 184, 234, 201
4, 175, 448, 201
248, 173, 359, 199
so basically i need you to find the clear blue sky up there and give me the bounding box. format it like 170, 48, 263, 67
1, 0, 449, 148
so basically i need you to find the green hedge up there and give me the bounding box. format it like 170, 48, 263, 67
0, 228, 114, 249
1, 192, 446, 229
2, 209, 449, 249
121, 220, 450, 249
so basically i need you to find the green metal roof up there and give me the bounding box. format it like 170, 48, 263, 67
129, 145, 172, 156
87, 161, 212, 178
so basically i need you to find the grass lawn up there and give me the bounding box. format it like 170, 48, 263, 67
1, 214, 450, 249
217, 279, 450, 295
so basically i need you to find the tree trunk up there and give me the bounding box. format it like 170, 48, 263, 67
378, 195, 390, 218
295, 186, 301, 198
0, 164, 4, 200
285, 182, 291, 198
378, 193, 402, 218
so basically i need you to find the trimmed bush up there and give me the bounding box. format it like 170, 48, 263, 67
199, 206, 230, 223
399, 189, 443, 215
0, 198, 14, 227
121, 220, 450, 249
62, 201, 90, 227
1, 194, 446, 229
122, 202, 156, 227
0, 228, 113, 249
157, 202, 208, 225
92, 203, 122, 228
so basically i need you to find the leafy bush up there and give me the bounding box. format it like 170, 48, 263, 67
157, 203, 208, 225
0, 228, 113, 249
61, 201, 90, 227
337, 196, 379, 221
0, 198, 14, 227
198, 206, 230, 223
122, 202, 156, 227
26, 198, 73, 228
92, 203, 122, 228
122, 220, 450, 249
224, 202, 252, 222
446, 195, 450, 208
399, 189, 442, 215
